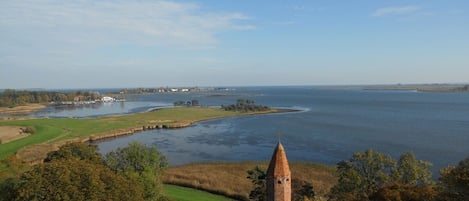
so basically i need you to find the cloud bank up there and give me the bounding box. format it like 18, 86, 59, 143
0, 0, 253, 48
371, 6, 420, 17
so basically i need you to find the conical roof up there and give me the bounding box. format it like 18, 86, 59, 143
267, 142, 291, 177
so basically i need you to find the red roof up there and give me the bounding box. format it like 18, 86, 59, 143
267, 142, 291, 177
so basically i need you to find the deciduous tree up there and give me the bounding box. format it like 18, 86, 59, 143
329, 149, 395, 201
12, 159, 144, 201
438, 157, 469, 201
44, 142, 103, 164
105, 141, 168, 201
247, 166, 267, 201
391, 152, 433, 185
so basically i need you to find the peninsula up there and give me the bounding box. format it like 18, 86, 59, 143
0, 106, 293, 164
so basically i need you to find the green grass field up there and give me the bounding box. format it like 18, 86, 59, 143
0, 107, 277, 160
164, 184, 234, 201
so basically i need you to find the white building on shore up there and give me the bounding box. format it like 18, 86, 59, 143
101, 96, 115, 102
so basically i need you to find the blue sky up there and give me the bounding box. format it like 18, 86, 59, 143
1, 0, 468, 88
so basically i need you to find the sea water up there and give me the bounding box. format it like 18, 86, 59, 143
40, 86, 469, 174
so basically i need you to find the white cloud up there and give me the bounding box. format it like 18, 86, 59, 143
371, 6, 420, 17
0, 0, 253, 47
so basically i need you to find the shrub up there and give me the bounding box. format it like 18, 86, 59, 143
23, 127, 36, 134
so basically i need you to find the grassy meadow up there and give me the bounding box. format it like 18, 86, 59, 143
164, 184, 235, 201
0, 107, 278, 161
163, 161, 337, 200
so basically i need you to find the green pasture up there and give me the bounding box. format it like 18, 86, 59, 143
0, 107, 271, 160
164, 184, 234, 201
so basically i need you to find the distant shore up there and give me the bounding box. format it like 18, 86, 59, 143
362, 84, 469, 92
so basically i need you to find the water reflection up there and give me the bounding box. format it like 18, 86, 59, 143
33, 101, 172, 118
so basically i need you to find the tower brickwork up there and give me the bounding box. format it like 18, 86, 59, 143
266, 142, 291, 201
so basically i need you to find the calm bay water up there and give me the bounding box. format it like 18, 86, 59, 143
37, 87, 469, 174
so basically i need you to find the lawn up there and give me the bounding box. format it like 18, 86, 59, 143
164, 184, 234, 201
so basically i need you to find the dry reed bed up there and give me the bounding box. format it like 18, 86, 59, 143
162, 161, 337, 201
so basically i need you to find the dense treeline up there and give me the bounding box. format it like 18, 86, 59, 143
247, 149, 469, 201
0, 142, 169, 201
327, 149, 469, 201
222, 99, 270, 112
0, 89, 100, 107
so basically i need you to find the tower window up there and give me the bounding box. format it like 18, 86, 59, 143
277, 180, 282, 184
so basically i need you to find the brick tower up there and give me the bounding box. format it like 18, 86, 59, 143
266, 142, 291, 201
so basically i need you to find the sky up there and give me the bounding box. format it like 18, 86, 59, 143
1, 0, 468, 89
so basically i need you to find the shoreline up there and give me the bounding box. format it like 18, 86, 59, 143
77, 107, 302, 143
6, 107, 299, 165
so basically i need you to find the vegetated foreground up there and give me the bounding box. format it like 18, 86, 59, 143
0, 107, 280, 163
163, 161, 337, 201
164, 184, 235, 201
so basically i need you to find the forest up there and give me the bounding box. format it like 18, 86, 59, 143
0, 89, 101, 107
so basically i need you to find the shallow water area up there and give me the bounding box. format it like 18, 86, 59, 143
32, 101, 172, 118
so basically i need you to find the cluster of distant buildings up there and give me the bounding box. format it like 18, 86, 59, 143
52, 96, 123, 106
118, 87, 201, 94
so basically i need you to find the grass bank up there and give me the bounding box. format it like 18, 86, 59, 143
164, 184, 235, 201
162, 161, 337, 201
0, 107, 280, 162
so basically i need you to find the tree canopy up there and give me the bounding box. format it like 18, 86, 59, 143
105, 141, 168, 201
0, 142, 169, 201
329, 150, 435, 201
0, 89, 100, 107
12, 159, 144, 201
44, 142, 103, 164
438, 157, 469, 201
222, 99, 270, 112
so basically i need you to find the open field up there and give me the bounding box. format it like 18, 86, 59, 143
163, 161, 337, 200
0, 107, 281, 163
164, 184, 235, 201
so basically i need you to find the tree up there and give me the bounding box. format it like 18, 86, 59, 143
11, 159, 145, 201
191, 99, 199, 106
44, 142, 103, 164
438, 157, 469, 201
247, 166, 267, 201
329, 150, 437, 201
329, 149, 396, 201
105, 141, 168, 201
391, 152, 433, 186
293, 181, 315, 201
370, 182, 437, 201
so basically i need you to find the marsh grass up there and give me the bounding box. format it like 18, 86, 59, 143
163, 161, 337, 201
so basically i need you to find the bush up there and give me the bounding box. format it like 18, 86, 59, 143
23, 127, 36, 134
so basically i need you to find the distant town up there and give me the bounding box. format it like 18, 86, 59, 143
115, 87, 229, 94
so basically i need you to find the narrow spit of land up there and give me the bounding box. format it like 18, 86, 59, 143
0, 107, 295, 163
0, 104, 46, 116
